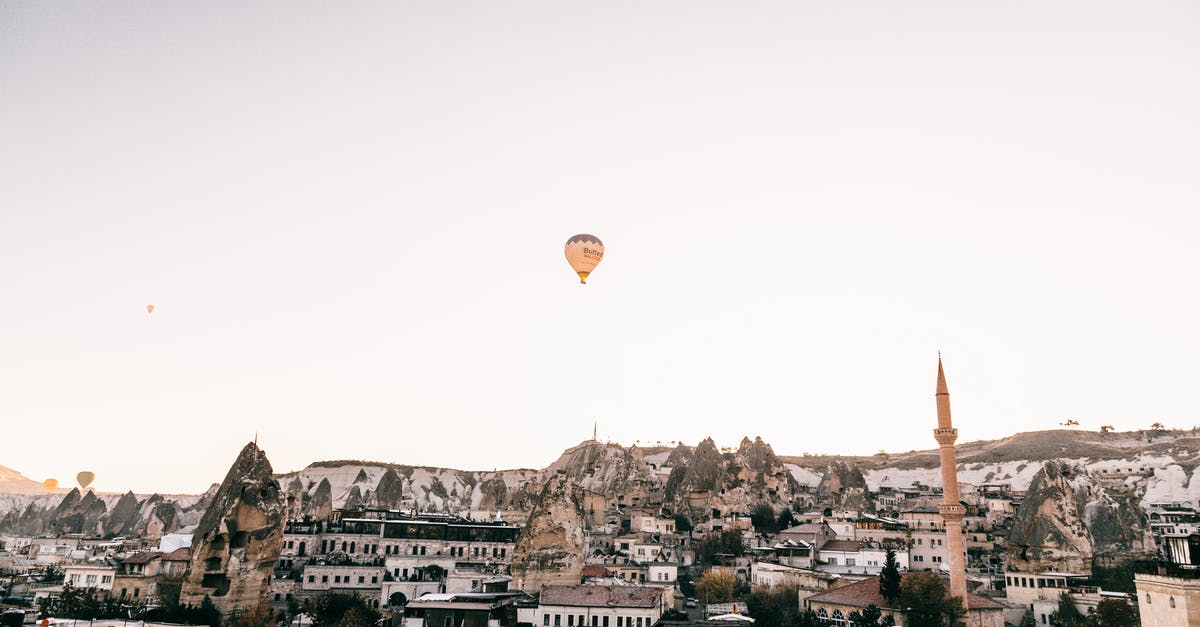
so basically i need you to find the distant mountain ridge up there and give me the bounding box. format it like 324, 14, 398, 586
5, 427, 1200, 572
0, 464, 47, 495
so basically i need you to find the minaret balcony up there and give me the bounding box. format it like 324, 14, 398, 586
939, 503, 966, 518
933, 428, 958, 445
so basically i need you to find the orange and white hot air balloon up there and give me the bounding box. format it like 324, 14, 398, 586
564, 234, 604, 284
146, 305, 155, 314
43, 478, 58, 492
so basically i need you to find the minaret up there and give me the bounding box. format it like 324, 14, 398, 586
935, 356, 968, 608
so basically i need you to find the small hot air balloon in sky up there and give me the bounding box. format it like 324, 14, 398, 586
42, 478, 58, 492
146, 305, 155, 313
564, 234, 604, 284
77, 471, 95, 489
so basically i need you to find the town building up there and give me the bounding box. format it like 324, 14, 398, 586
534, 585, 670, 627
804, 574, 1004, 627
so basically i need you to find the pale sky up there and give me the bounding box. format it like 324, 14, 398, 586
2, 1, 1198, 494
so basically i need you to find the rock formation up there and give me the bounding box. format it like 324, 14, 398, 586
509, 472, 587, 593
1007, 461, 1094, 571
817, 461, 871, 512
180, 442, 286, 618
375, 469, 404, 510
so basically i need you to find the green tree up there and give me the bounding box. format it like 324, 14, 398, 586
745, 584, 799, 627
849, 604, 883, 626
750, 504, 779, 534
776, 509, 795, 531
1091, 597, 1138, 626
1049, 591, 1086, 627
195, 596, 222, 626
696, 528, 746, 565
878, 550, 902, 605
304, 592, 381, 626
695, 570, 737, 604
899, 572, 963, 627
228, 601, 274, 627
673, 514, 693, 533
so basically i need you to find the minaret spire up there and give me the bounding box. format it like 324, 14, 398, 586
934, 355, 968, 608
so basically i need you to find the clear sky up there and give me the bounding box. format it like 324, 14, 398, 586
2, 1, 1198, 494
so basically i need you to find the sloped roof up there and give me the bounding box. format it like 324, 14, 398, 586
121, 551, 162, 564
541, 585, 661, 608
820, 540, 863, 553
163, 547, 192, 561
780, 523, 828, 535
805, 575, 1004, 611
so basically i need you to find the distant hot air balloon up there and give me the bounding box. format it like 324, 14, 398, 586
77, 471, 95, 489
42, 478, 58, 492
146, 305, 155, 313
564, 234, 604, 284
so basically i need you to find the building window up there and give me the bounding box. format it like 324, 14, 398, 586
1170, 597, 1176, 608
322, 576, 328, 583
1147, 594, 1152, 604
544, 616, 551, 626
309, 576, 315, 583
568, 616, 574, 626
603, 618, 609, 627
554, 615, 561, 626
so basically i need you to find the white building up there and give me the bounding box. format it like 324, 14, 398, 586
816, 541, 908, 576
63, 563, 116, 592
633, 516, 676, 535
535, 585, 670, 627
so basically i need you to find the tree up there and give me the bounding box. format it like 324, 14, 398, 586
899, 572, 963, 627
195, 596, 222, 626
750, 503, 779, 534
776, 509, 795, 531
695, 570, 737, 604
745, 584, 799, 627
228, 601, 274, 627
1100, 425, 1114, 434
878, 550, 902, 605
304, 592, 381, 626
1151, 422, 1166, 430
673, 514, 693, 533
849, 604, 882, 626
696, 528, 746, 565
1049, 591, 1086, 627
1091, 598, 1138, 626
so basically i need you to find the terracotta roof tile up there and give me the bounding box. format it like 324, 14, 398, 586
163, 547, 192, 561
121, 551, 162, 564
820, 540, 863, 552
540, 585, 662, 608
805, 575, 1004, 611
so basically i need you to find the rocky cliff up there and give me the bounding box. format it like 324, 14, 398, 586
508, 472, 587, 593
180, 442, 286, 619
4, 428, 1200, 574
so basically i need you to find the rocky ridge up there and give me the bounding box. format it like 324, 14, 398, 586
4, 428, 1200, 571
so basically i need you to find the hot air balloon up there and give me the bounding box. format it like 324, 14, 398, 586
42, 478, 58, 492
77, 471, 95, 489
146, 305, 155, 313
564, 234, 604, 284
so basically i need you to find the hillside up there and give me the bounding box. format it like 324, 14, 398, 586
5, 428, 1200, 560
